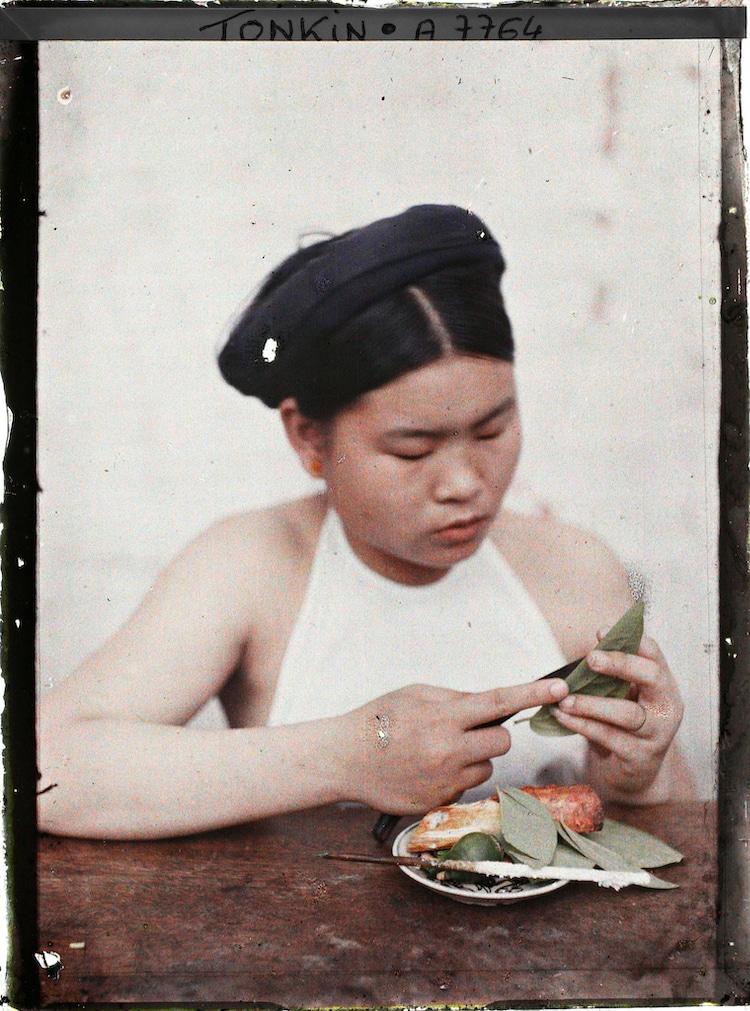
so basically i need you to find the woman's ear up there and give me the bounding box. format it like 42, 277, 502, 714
279, 398, 327, 479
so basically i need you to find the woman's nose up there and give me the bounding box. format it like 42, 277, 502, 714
433, 449, 483, 502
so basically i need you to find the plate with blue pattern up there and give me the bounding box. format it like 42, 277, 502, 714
393, 822, 569, 906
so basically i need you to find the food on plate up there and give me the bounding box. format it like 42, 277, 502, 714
499, 787, 558, 867
521, 784, 604, 834
401, 779, 682, 893
407, 798, 500, 853
407, 783, 602, 852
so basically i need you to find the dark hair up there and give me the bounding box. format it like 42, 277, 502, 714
218, 205, 514, 420
289, 262, 514, 420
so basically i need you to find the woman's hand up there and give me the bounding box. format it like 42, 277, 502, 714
549, 632, 691, 802
334, 678, 569, 815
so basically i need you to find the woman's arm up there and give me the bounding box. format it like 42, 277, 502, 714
39, 509, 571, 839
37, 509, 322, 838
40, 677, 570, 839
496, 510, 697, 804
542, 529, 697, 803
39, 715, 352, 839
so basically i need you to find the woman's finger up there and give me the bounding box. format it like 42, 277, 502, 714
458, 760, 495, 793
636, 634, 668, 666
461, 725, 512, 764
556, 694, 653, 735
456, 678, 568, 729
551, 705, 646, 756
587, 649, 661, 690
442, 786, 472, 806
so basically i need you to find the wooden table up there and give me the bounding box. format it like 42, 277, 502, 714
38, 801, 718, 1006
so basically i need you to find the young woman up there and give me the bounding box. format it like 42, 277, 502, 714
38, 205, 694, 840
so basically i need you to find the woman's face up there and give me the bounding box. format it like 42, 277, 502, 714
319, 354, 522, 585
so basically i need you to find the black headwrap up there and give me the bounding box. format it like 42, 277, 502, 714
218, 204, 509, 406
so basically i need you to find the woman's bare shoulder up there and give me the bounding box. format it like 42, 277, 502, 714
47, 496, 329, 727
181, 495, 326, 579
491, 508, 633, 659
492, 508, 627, 580
139, 494, 327, 637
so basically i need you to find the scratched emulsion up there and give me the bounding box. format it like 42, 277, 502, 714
589, 62, 622, 325
374, 713, 390, 749
590, 281, 611, 323
627, 568, 649, 608
33, 951, 62, 981
601, 65, 621, 159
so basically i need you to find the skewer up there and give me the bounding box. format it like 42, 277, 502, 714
320, 851, 656, 889
319, 851, 429, 867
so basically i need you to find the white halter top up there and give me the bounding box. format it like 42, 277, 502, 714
268, 509, 586, 793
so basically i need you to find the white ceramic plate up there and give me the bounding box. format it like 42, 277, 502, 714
393, 823, 569, 906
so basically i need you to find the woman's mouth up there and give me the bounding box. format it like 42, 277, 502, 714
432, 515, 489, 546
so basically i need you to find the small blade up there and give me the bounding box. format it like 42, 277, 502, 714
473, 656, 585, 730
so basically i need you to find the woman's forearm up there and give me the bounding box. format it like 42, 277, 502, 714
39, 676, 574, 839
38, 716, 352, 839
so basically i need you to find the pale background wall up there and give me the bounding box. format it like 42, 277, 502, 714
37, 40, 721, 798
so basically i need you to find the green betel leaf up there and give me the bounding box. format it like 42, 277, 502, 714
550, 838, 597, 869
590, 819, 684, 869
557, 820, 637, 870
529, 599, 645, 736
634, 873, 679, 891
565, 599, 645, 693
558, 821, 678, 889
498, 788, 558, 866
574, 673, 630, 700
502, 840, 543, 867
526, 706, 577, 737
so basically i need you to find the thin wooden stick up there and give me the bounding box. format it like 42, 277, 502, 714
319, 851, 655, 889
319, 851, 430, 867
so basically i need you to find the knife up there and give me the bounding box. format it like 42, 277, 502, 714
371, 655, 585, 844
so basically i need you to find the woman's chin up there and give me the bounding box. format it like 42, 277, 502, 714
346, 527, 486, 586
397, 538, 484, 585
434, 538, 484, 566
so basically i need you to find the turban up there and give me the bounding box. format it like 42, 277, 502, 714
218, 204, 506, 406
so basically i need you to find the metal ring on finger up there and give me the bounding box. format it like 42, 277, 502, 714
633, 703, 648, 733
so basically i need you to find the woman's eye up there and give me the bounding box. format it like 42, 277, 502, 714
393, 450, 431, 461
388, 443, 433, 460
477, 426, 504, 441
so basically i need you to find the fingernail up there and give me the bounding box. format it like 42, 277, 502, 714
558, 695, 574, 712
589, 650, 605, 670
549, 679, 568, 701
